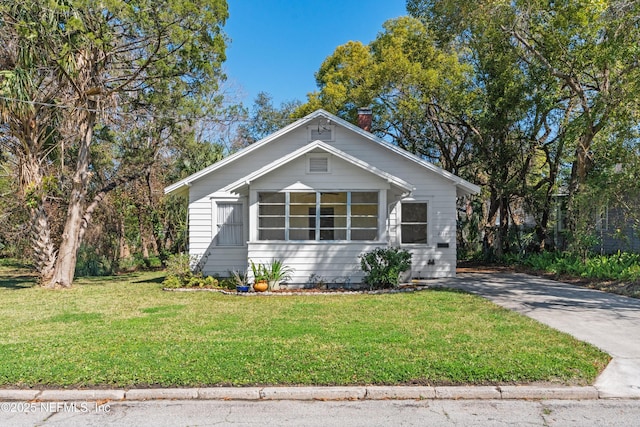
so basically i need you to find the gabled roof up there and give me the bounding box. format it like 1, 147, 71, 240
223, 140, 415, 194
164, 109, 481, 196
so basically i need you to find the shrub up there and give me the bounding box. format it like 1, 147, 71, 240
162, 275, 183, 289
145, 256, 163, 269
117, 255, 146, 273
516, 251, 640, 282
162, 253, 218, 288
359, 247, 412, 289
165, 253, 193, 280
218, 277, 237, 290
75, 245, 113, 277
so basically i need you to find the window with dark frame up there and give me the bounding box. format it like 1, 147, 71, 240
401, 202, 428, 244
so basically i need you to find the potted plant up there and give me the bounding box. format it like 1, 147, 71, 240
264, 259, 294, 291
231, 270, 250, 293
250, 260, 269, 292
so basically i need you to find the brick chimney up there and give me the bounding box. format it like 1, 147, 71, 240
357, 107, 372, 132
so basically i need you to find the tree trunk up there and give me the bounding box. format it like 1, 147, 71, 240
496, 195, 509, 257
31, 204, 56, 281
145, 171, 161, 257
140, 210, 151, 259
20, 151, 57, 281
535, 210, 549, 252
565, 132, 595, 234
482, 191, 499, 259
118, 215, 131, 259
45, 107, 95, 288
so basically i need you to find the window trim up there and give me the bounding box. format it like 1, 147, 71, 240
214, 200, 246, 247
257, 190, 379, 242
400, 201, 429, 245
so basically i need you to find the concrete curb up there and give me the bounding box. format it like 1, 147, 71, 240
435, 386, 501, 400
37, 390, 125, 402
498, 386, 600, 400
1, 385, 623, 402
260, 386, 366, 401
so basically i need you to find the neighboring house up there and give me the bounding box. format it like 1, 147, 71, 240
164, 109, 480, 285
552, 194, 640, 253
594, 205, 640, 253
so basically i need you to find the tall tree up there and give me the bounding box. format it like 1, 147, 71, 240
408, 0, 640, 251
297, 16, 537, 256
0, 0, 228, 287
297, 17, 475, 176
235, 92, 301, 146
0, 4, 63, 277
504, 0, 640, 200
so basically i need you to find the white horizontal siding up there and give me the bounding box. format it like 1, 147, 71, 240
405, 247, 456, 279
247, 242, 386, 285
196, 247, 249, 277
188, 199, 212, 256
188, 127, 310, 202
252, 155, 391, 191
185, 118, 463, 279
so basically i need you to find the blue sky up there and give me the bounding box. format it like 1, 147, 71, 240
223, 1, 408, 107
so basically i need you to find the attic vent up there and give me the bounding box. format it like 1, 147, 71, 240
308, 124, 334, 142
308, 156, 329, 173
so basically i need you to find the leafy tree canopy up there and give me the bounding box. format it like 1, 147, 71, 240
0, 0, 229, 287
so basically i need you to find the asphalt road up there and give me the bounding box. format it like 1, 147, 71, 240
2, 399, 640, 427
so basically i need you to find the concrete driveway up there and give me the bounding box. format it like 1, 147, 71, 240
438, 271, 640, 398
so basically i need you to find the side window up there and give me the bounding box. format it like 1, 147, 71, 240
217, 203, 243, 246
401, 202, 428, 244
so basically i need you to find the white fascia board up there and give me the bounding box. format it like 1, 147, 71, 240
163, 111, 327, 195
164, 109, 480, 196
316, 111, 481, 196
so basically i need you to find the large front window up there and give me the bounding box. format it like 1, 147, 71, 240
258, 191, 378, 241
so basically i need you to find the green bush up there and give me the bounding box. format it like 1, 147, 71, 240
218, 277, 237, 290
359, 247, 412, 289
145, 256, 163, 269
162, 253, 219, 288
117, 256, 146, 273
162, 275, 183, 289
515, 251, 640, 282
165, 253, 193, 280
75, 245, 114, 277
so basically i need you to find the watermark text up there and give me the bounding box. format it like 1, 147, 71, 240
1, 401, 111, 413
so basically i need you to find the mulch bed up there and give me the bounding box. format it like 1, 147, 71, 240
163, 284, 431, 296
163, 264, 639, 298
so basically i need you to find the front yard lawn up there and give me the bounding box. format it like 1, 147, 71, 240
0, 265, 609, 388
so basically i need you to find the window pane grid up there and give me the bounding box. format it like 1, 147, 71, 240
401, 202, 427, 244
258, 191, 379, 241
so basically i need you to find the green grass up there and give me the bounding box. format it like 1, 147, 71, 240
0, 264, 609, 388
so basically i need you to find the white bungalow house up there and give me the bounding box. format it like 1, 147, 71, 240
164, 109, 480, 285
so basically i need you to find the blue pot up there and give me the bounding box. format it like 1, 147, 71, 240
236, 285, 250, 292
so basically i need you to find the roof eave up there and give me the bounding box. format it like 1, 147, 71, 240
163, 111, 329, 195
224, 139, 415, 194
